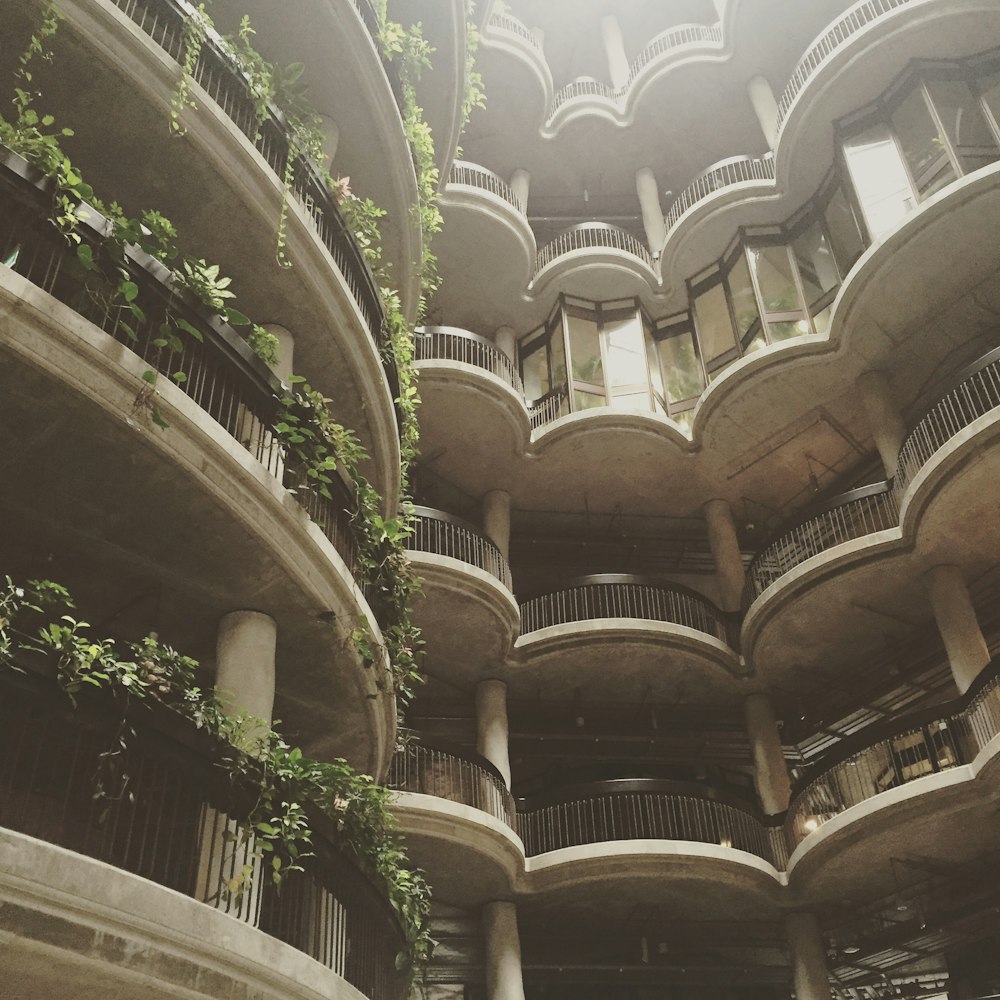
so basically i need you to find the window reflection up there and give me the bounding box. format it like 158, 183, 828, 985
843, 124, 915, 240
927, 78, 1000, 172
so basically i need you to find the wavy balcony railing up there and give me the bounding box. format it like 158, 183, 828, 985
775, 0, 918, 127
745, 346, 1000, 604
527, 388, 569, 428
387, 738, 516, 827
535, 222, 653, 273
407, 506, 514, 591
108, 0, 396, 397
517, 779, 788, 866
786, 659, 1000, 848
415, 326, 524, 394
0, 147, 360, 579
519, 574, 733, 646
663, 153, 776, 231
488, 11, 541, 49
448, 160, 523, 213
0, 665, 408, 1000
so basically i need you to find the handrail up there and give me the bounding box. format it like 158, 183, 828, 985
349, 0, 406, 110
449, 161, 523, 213
664, 154, 775, 231
0, 145, 361, 580
414, 326, 524, 395
519, 576, 732, 646
535, 222, 653, 272
387, 739, 515, 827
527, 388, 568, 428
407, 506, 514, 591
106, 0, 396, 401
487, 11, 542, 50
0, 664, 408, 1000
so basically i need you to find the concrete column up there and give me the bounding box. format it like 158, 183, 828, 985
745, 694, 791, 815
600, 15, 631, 91
483, 901, 526, 1000
262, 323, 295, 383
317, 114, 339, 168
494, 325, 518, 363
216, 610, 277, 734
509, 168, 530, 213
636, 167, 667, 256
856, 371, 906, 479
482, 489, 512, 563
785, 913, 832, 1000
476, 679, 511, 788
703, 498, 745, 613
747, 75, 780, 149
925, 565, 990, 694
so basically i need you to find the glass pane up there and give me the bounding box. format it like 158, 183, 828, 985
521, 343, 550, 400
726, 254, 762, 344
644, 318, 665, 402
657, 329, 703, 403
824, 185, 866, 272
768, 319, 810, 341
610, 388, 651, 410
603, 311, 648, 389
812, 306, 832, 335
792, 221, 840, 311
573, 390, 605, 411
927, 78, 1000, 173
566, 311, 603, 386
980, 71, 1000, 134
550, 322, 567, 387
671, 409, 695, 434
843, 124, 917, 240
748, 245, 802, 315
892, 88, 955, 197
692, 282, 736, 366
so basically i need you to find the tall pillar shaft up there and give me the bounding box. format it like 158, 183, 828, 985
600, 15, 631, 91
494, 325, 518, 363
747, 75, 780, 149
476, 679, 511, 787
636, 167, 667, 256
509, 169, 530, 214
925, 565, 990, 694
857, 371, 906, 479
744, 694, 791, 815
786, 913, 832, 1000
483, 901, 526, 1000
216, 611, 277, 737
482, 489, 512, 563
704, 498, 745, 613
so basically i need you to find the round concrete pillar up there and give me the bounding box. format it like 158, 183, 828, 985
857, 371, 906, 479
483, 900, 526, 1000
216, 610, 277, 726
494, 325, 518, 363
785, 913, 832, 1000
747, 75, 780, 149
317, 114, 339, 169
509, 169, 530, 214
635, 167, 667, 256
703, 498, 745, 613
476, 679, 511, 788
925, 565, 990, 694
745, 694, 791, 815
482, 489, 512, 563
600, 15, 631, 91
261, 323, 295, 384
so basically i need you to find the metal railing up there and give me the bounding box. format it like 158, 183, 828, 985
519, 575, 731, 644
348, 0, 406, 109
776, 0, 917, 128
535, 223, 653, 272
448, 161, 523, 213
487, 11, 541, 49
0, 668, 408, 1000
407, 507, 514, 591
0, 147, 360, 579
414, 327, 524, 394
664, 154, 776, 231
387, 739, 516, 828
527, 388, 569, 428
106, 0, 395, 398
786, 664, 1000, 848
517, 780, 787, 867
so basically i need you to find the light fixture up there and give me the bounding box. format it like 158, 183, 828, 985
803, 817, 819, 832
720, 836, 733, 848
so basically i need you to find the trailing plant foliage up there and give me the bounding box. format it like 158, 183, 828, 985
0, 576, 433, 970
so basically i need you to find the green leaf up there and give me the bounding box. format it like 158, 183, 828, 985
225, 308, 251, 327
141, 370, 158, 385
176, 318, 204, 342
120, 281, 139, 302
76, 244, 94, 270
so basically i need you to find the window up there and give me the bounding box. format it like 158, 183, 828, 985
842, 123, 916, 240
747, 244, 810, 341
726, 253, 765, 352
926, 78, 1000, 173
692, 280, 736, 375
892, 87, 956, 198
604, 309, 651, 408
824, 184, 866, 274
656, 321, 703, 406
791, 221, 840, 334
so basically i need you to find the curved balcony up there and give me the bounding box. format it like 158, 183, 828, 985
449, 160, 524, 214
488, 11, 540, 49
663, 153, 776, 232
409, 506, 513, 591
1, 665, 407, 1000
415, 326, 523, 395
535, 222, 654, 275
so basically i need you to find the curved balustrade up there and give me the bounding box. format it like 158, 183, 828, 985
488, 11, 542, 49
517, 780, 787, 866
786, 661, 1000, 848
664, 154, 776, 231
535, 223, 653, 273
0, 146, 360, 579
407, 506, 514, 591
348, 0, 406, 109
107, 0, 394, 395
448, 161, 523, 213
519, 575, 731, 644
415, 327, 524, 394
0, 666, 408, 1000
387, 739, 516, 827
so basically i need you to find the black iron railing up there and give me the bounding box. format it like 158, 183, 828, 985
0, 147, 360, 578
407, 507, 514, 591
106, 0, 396, 399
387, 739, 515, 827
415, 327, 524, 394
0, 667, 408, 1000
